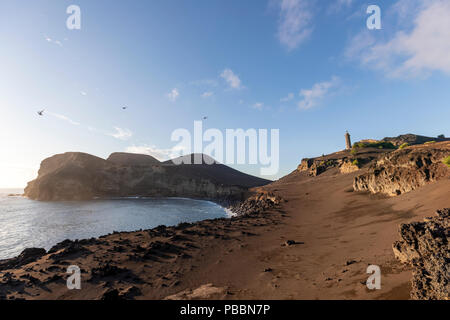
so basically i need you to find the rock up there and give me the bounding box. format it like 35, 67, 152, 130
228, 191, 284, 216
164, 283, 227, 300
101, 289, 123, 301
0, 248, 46, 271
339, 160, 360, 174
90, 263, 128, 280
392, 208, 449, 300
382, 134, 450, 147
354, 142, 450, 196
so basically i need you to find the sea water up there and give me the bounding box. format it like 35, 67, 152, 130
0, 189, 229, 260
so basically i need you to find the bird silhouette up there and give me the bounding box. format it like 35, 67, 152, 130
122, 106, 127, 110
203, 116, 208, 120
37, 110, 45, 116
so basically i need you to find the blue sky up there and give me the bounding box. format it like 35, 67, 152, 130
1, 0, 450, 187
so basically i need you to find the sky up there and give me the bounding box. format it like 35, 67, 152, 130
1, 0, 450, 188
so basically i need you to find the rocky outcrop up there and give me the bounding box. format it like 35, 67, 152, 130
24, 152, 270, 201
298, 157, 360, 176
354, 142, 450, 196
382, 134, 449, 147
0, 248, 46, 271
229, 191, 284, 216
392, 208, 449, 300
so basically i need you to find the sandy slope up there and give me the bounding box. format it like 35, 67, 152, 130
1, 163, 448, 300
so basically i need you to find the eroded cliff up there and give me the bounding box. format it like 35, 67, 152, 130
353, 142, 450, 196
24, 152, 270, 201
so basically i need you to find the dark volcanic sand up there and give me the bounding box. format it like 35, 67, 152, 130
1, 165, 449, 300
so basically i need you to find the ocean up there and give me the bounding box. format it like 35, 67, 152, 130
0, 189, 230, 260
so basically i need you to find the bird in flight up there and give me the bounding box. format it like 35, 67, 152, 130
122, 106, 128, 110
202, 116, 208, 120
37, 110, 45, 116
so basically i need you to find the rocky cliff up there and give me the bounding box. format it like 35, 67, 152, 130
24, 152, 270, 201
393, 208, 449, 300
353, 142, 450, 196
382, 133, 449, 147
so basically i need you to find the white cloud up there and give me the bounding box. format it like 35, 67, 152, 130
346, 0, 450, 78
201, 91, 214, 98
277, 0, 313, 50
110, 127, 133, 140
328, 0, 354, 13
220, 69, 242, 89
298, 76, 340, 110
280, 93, 294, 102
125, 145, 187, 161
80, 91, 87, 96
167, 88, 179, 102
252, 102, 264, 110
47, 111, 80, 126
44, 35, 63, 47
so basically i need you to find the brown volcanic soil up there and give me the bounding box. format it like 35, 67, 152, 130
1, 148, 449, 300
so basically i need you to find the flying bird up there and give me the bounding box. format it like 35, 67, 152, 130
37, 110, 45, 116
122, 106, 128, 110
202, 116, 208, 120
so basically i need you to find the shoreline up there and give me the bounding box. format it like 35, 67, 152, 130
0, 195, 252, 261
1, 144, 448, 299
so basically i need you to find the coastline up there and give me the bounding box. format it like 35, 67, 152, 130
3, 167, 449, 300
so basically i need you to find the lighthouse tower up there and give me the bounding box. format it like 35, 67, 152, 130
345, 131, 352, 150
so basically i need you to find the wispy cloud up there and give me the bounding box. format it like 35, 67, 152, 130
346, 0, 450, 78
47, 111, 80, 126
252, 102, 264, 110
109, 127, 133, 140
280, 93, 294, 102
125, 144, 187, 161
277, 0, 313, 50
327, 0, 354, 13
220, 69, 242, 89
80, 91, 87, 96
201, 91, 214, 98
298, 76, 340, 110
167, 88, 179, 102
44, 35, 63, 47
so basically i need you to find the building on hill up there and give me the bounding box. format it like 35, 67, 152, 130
345, 131, 352, 150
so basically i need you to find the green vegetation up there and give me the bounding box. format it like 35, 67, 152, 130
399, 143, 410, 149
443, 156, 450, 168
352, 159, 360, 167
352, 141, 397, 149
350, 141, 397, 155
424, 141, 436, 145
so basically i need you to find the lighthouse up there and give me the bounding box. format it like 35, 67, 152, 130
345, 131, 352, 150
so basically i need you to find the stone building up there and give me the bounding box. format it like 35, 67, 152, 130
345, 131, 352, 150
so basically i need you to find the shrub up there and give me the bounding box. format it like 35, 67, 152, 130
352, 159, 360, 167
350, 148, 358, 155
352, 141, 397, 150
399, 143, 410, 149
443, 156, 450, 168
424, 141, 436, 145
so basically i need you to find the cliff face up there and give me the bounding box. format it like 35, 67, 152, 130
24, 152, 270, 201
393, 208, 449, 300
353, 142, 450, 196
